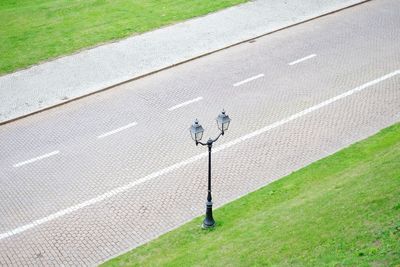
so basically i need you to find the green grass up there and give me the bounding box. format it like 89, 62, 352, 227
0, 0, 247, 75
103, 123, 400, 267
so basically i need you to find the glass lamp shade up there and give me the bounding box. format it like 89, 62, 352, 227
190, 119, 204, 142
216, 110, 231, 132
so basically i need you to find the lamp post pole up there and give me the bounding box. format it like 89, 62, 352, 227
204, 138, 215, 227
190, 110, 231, 229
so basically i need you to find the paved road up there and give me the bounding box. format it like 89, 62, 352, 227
1, 0, 399, 265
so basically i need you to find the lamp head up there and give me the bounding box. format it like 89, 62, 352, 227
190, 119, 204, 143
216, 109, 231, 133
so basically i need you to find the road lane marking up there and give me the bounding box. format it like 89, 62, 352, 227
168, 97, 203, 111
13, 151, 60, 168
288, 54, 317, 66
2, 69, 399, 241
233, 74, 264, 87
97, 122, 138, 139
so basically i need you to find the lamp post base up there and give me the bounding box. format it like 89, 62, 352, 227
202, 201, 215, 229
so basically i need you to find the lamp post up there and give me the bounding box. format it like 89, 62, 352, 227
190, 110, 231, 228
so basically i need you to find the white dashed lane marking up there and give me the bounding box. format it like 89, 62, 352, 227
13, 151, 60, 168
233, 73, 264, 87
97, 122, 138, 139
168, 97, 203, 111
288, 54, 317, 66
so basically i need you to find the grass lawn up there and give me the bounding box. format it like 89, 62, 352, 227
102, 123, 400, 266
0, 0, 247, 75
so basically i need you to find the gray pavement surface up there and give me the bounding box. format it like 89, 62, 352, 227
1, 0, 400, 265
0, 0, 366, 123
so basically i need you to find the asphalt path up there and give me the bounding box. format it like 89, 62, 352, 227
0, 0, 399, 265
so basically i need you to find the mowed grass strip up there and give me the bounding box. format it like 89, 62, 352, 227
0, 0, 247, 75
102, 123, 400, 266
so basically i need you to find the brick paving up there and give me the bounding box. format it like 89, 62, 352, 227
0, 0, 399, 265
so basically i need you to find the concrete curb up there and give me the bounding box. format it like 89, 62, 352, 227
0, 0, 370, 126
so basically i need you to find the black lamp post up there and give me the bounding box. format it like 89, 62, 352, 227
190, 110, 231, 228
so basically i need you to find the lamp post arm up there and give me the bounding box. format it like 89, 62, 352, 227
210, 130, 224, 143
196, 140, 208, 146
196, 130, 223, 146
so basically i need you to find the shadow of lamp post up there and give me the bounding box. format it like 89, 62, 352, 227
190, 110, 231, 228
